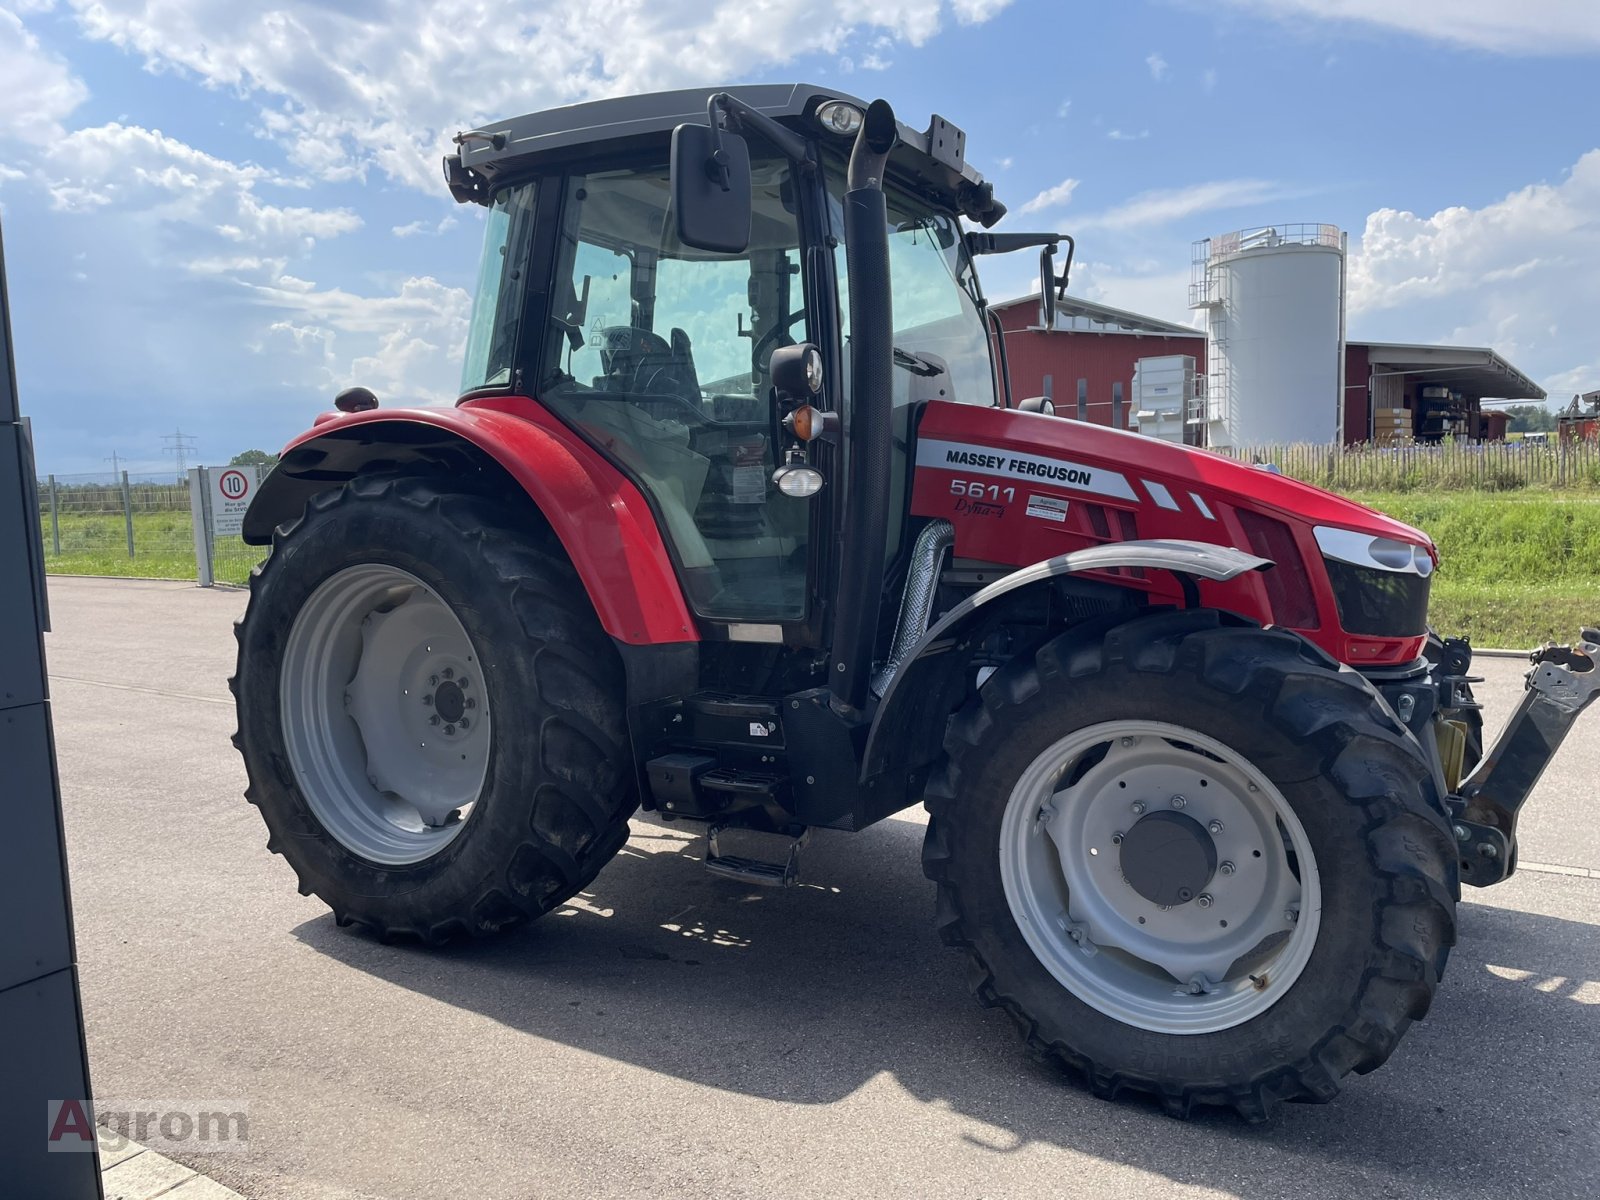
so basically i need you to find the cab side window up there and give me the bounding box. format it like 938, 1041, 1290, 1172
539, 161, 813, 622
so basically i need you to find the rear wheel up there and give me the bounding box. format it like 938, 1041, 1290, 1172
923, 610, 1458, 1119
233, 476, 637, 941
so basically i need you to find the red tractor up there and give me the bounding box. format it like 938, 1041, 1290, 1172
232, 85, 1599, 1118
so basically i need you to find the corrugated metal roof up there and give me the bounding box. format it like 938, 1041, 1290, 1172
990, 293, 1201, 337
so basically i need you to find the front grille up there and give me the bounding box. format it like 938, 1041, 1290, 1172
1323, 558, 1431, 636
1237, 511, 1319, 629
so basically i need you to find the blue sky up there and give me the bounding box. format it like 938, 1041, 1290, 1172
2, 0, 1597, 473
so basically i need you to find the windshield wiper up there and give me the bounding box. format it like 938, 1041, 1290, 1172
893, 347, 943, 377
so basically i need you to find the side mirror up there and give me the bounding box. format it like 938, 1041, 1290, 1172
1039, 246, 1058, 330
670, 123, 752, 254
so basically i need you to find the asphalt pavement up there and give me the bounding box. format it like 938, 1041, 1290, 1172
46, 576, 1600, 1199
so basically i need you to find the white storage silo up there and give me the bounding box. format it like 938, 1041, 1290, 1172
1188, 225, 1347, 448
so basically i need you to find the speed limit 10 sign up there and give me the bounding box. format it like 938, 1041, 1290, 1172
210, 465, 260, 538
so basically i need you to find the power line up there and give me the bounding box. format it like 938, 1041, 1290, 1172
104, 451, 124, 476
161, 429, 198, 479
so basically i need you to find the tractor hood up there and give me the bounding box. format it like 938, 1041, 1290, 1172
910, 404, 1435, 667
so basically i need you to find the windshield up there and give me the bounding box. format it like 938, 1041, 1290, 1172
829, 171, 996, 408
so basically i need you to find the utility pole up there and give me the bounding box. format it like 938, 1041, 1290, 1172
162, 429, 198, 481
104, 450, 123, 475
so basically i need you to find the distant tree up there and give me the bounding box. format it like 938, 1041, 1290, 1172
229, 449, 280, 469
1503, 404, 1557, 433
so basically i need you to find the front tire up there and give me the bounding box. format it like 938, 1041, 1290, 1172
233, 476, 636, 941
922, 610, 1458, 1119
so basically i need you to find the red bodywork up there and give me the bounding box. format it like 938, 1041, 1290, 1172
291, 396, 696, 645
283, 396, 1431, 666
910, 405, 1432, 666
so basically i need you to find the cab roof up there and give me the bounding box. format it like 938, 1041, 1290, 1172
448, 83, 1005, 226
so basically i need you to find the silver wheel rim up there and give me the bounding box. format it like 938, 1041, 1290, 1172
999, 720, 1322, 1034
281, 564, 491, 866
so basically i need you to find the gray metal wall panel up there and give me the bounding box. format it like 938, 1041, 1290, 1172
0, 968, 103, 1198
0, 703, 74, 989
0, 422, 47, 708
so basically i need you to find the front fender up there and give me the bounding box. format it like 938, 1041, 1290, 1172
244, 397, 696, 645
860, 540, 1270, 782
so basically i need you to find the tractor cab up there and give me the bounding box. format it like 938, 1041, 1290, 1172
447, 85, 1024, 651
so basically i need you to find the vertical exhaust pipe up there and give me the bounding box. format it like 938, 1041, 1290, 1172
831, 99, 898, 714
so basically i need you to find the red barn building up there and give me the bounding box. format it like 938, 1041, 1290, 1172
990, 295, 1544, 445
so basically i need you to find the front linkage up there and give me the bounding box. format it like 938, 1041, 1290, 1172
1446, 630, 1600, 885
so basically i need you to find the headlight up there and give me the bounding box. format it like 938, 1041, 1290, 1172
817, 101, 864, 136
1313, 526, 1433, 577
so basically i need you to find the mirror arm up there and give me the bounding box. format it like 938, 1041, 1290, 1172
708, 92, 813, 167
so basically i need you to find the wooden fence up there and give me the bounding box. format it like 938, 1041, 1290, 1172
1217, 440, 1600, 492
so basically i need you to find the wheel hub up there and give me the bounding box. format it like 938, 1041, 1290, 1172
431, 678, 467, 726
1119, 810, 1217, 907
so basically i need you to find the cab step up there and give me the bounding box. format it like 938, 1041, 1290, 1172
705, 825, 810, 888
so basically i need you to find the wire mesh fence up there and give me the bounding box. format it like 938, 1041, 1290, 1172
35, 469, 266, 585
1218, 439, 1600, 493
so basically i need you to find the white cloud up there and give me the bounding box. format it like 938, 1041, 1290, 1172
1020, 178, 1080, 215
1146, 51, 1168, 80
1077, 178, 1296, 230
393, 215, 460, 239
1215, 0, 1600, 54
0, 7, 88, 144
1057, 98, 1072, 118
1348, 149, 1600, 395
253, 275, 473, 405
41, 123, 360, 252
54, 0, 1016, 192
1202, 67, 1218, 92
1107, 128, 1150, 141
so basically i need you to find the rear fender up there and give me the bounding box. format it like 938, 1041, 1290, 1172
244, 398, 696, 645
860, 540, 1270, 784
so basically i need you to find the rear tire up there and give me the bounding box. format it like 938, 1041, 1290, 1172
233, 475, 637, 941
922, 609, 1458, 1119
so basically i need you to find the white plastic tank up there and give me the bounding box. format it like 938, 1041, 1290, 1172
1189, 225, 1346, 448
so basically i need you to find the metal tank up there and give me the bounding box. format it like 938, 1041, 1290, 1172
1188, 224, 1347, 448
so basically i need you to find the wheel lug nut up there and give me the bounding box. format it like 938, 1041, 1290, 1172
465, 698, 476, 710
1130, 801, 1146, 815
1207, 819, 1224, 834
1219, 861, 1235, 876
458, 718, 470, 730
429, 674, 439, 687
1171, 795, 1187, 809
1111, 831, 1124, 845
459, 677, 470, 689
423, 695, 433, 706
444, 724, 456, 735
429, 715, 440, 726
442, 668, 454, 680
1196, 893, 1214, 908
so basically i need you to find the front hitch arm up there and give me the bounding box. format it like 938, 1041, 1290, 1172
1452, 630, 1600, 885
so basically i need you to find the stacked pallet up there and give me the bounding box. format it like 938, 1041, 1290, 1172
1372, 406, 1413, 446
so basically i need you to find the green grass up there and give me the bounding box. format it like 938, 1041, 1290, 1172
1349, 491, 1600, 646
41, 509, 261, 586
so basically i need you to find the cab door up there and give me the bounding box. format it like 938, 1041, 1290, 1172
536, 156, 818, 627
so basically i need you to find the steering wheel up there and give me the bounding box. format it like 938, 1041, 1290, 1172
749, 309, 809, 382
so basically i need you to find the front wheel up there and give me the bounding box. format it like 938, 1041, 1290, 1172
922, 611, 1458, 1119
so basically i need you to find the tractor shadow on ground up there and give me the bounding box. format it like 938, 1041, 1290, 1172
295, 814, 1600, 1199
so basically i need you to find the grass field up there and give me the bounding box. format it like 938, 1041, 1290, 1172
41, 509, 261, 586
39, 490, 1598, 646
1348, 492, 1600, 646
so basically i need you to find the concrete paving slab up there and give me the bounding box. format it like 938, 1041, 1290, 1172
44, 576, 1600, 1200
